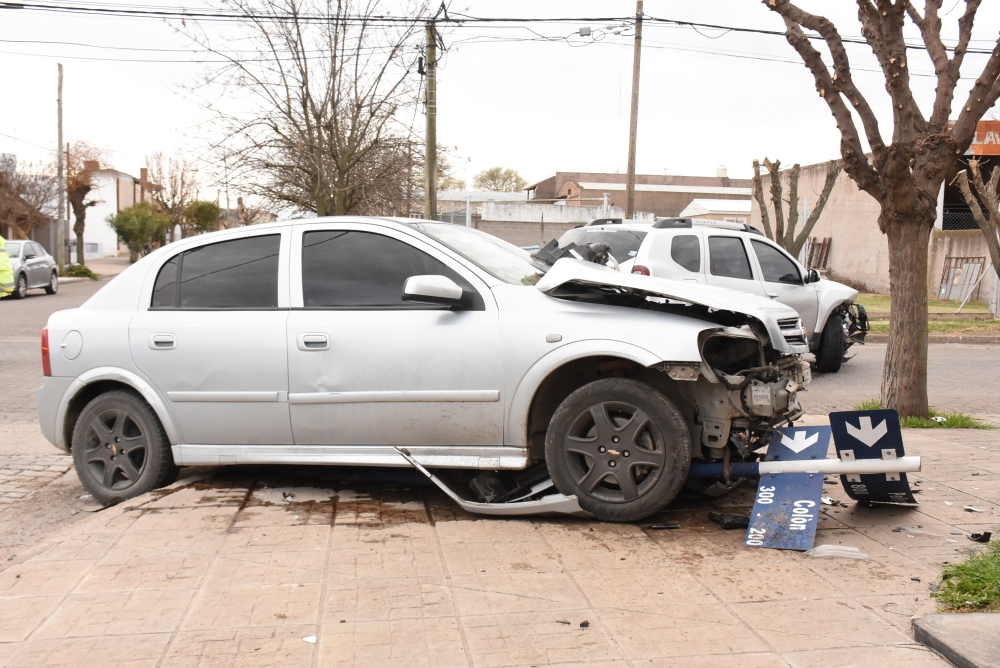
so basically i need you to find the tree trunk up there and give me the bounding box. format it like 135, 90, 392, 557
880, 212, 934, 418
73, 216, 86, 268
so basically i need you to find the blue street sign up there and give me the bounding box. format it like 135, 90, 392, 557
744, 426, 831, 551
829, 409, 917, 504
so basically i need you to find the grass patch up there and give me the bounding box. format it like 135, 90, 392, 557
932, 541, 1000, 612
865, 319, 1000, 335
852, 399, 994, 429
857, 292, 992, 314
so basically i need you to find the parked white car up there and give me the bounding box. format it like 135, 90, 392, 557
37, 217, 810, 522
551, 218, 868, 372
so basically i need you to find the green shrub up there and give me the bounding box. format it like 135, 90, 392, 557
65, 264, 99, 281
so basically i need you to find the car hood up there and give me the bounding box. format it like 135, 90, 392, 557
535, 258, 807, 354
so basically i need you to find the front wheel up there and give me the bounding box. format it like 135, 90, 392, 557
815, 313, 846, 373
71, 390, 178, 505
11, 273, 27, 299
545, 378, 691, 522
45, 271, 58, 294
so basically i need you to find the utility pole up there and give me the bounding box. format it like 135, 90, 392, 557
424, 20, 437, 221
56, 64, 65, 273
625, 0, 643, 219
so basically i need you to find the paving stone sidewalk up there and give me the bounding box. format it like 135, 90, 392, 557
0, 455, 72, 507
0, 426, 997, 667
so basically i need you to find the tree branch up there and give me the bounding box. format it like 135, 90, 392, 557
751, 159, 774, 240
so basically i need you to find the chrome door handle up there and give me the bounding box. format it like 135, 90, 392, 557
149, 333, 175, 350
297, 333, 330, 351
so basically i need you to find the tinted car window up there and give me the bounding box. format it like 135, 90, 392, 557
557, 228, 648, 263
751, 239, 801, 284
302, 230, 475, 308
708, 236, 753, 280
152, 235, 279, 309
670, 235, 700, 272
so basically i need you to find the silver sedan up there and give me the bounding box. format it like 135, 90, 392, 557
6, 239, 58, 298
37, 217, 810, 522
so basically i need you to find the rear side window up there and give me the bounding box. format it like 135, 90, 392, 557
301, 230, 477, 308
151, 235, 280, 309
708, 236, 753, 280
670, 235, 700, 272
557, 229, 648, 263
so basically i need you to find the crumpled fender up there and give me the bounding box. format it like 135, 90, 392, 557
812, 279, 859, 343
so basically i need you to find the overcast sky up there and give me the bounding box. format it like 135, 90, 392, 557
2, 0, 999, 199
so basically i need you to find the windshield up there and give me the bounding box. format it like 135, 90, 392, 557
5, 241, 22, 256
556, 228, 647, 263
416, 223, 543, 285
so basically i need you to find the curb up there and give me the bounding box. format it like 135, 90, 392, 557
865, 334, 1000, 345
913, 614, 1000, 668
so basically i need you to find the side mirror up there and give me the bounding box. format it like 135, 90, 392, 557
402, 275, 464, 306
805, 269, 820, 284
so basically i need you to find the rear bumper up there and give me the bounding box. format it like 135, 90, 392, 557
35, 377, 75, 452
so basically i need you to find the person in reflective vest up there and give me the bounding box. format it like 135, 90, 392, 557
0, 235, 14, 298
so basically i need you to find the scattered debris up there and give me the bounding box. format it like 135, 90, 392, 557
931, 416, 946, 423
969, 532, 992, 543
5, 555, 14, 561
708, 511, 750, 530
911, 577, 921, 582
804, 545, 868, 559
556, 620, 571, 625
944, 501, 953, 506
951, 531, 964, 535
302, 636, 317, 644
647, 523, 681, 530
579, 621, 590, 628
964, 506, 984, 513
821, 497, 836, 505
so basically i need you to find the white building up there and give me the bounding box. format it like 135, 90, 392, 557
69, 167, 150, 262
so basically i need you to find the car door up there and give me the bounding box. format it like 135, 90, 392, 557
704, 233, 769, 298
129, 230, 294, 446
25, 242, 48, 287
286, 223, 504, 447
749, 238, 820, 336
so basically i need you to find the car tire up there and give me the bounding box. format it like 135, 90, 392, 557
815, 313, 846, 373
71, 390, 178, 505
45, 271, 58, 295
11, 273, 27, 299
544, 378, 691, 522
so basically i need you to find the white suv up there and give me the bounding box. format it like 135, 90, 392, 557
552, 218, 867, 372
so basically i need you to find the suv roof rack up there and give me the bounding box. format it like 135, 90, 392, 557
587, 218, 623, 226
652, 217, 766, 236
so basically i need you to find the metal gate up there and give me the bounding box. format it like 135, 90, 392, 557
938, 256, 986, 301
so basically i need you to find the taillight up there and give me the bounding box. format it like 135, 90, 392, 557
41, 327, 51, 377
631, 265, 650, 276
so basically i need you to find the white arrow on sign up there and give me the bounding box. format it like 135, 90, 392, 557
846, 416, 888, 447
781, 431, 819, 454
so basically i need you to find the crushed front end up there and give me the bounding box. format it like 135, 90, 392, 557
686, 323, 811, 489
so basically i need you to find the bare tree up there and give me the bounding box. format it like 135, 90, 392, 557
186, 0, 428, 217
955, 159, 1000, 278
147, 153, 198, 239
473, 167, 527, 193
66, 143, 105, 267
763, 1, 1000, 418
0, 160, 59, 239
752, 158, 841, 257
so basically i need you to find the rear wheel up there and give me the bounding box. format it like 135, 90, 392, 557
545, 378, 691, 522
11, 273, 27, 299
71, 390, 178, 505
45, 271, 58, 295
815, 314, 846, 373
